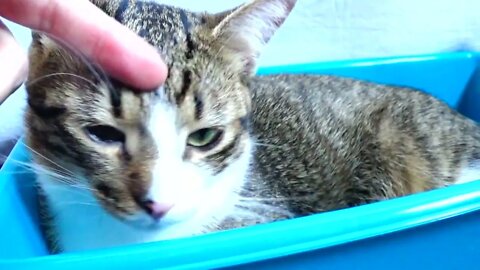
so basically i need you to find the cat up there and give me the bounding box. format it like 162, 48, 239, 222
24, 0, 480, 253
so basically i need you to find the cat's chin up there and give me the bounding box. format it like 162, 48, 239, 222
119, 215, 173, 231
119, 209, 195, 232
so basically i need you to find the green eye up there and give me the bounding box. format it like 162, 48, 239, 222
187, 128, 224, 151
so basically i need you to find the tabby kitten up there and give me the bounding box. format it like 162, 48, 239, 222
25, 0, 480, 253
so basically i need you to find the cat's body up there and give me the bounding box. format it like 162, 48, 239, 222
25, 0, 480, 253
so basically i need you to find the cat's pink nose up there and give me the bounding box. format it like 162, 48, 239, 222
141, 199, 173, 220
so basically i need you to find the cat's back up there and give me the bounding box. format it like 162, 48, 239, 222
246, 74, 480, 215
248, 74, 467, 147
250, 74, 451, 122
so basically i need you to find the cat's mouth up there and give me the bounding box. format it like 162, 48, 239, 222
109, 201, 198, 231
121, 211, 194, 231
123, 214, 172, 230
107, 202, 174, 230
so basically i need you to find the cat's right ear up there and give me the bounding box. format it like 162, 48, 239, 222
29, 31, 56, 59
210, 0, 297, 76
202, 6, 241, 29
31, 31, 43, 46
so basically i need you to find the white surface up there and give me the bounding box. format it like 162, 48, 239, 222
0, 20, 30, 158
2, 0, 480, 156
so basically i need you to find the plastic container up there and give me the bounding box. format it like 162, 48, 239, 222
1, 52, 480, 269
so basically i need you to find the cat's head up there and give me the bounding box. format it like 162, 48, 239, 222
25, 0, 296, 234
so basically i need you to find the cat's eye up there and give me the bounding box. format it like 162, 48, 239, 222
187, 128, 224, 151
85, 125, 126, 145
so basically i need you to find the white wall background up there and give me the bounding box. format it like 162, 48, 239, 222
2, 0, 480, 157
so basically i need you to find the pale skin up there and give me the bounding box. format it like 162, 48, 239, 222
0, 0, 168, 104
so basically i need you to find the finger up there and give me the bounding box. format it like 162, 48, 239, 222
0, 20, 27, 104
0, 0, 168, 90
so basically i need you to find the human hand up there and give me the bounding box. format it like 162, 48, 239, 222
0, 0, 168, 104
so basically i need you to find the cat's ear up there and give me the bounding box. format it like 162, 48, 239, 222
211, 0, 297, 75
30, 31, 56, 54
202, 6, 241, 29
31, 31, 43, 46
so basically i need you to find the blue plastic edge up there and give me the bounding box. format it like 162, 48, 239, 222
257, 51, 478, 75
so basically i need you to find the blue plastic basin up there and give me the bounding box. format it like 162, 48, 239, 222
1, 52, 480, 269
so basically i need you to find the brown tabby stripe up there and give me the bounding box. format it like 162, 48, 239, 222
50, 125, 89, 164
109, 80, 123, 118
473, 147, 480, 161
27, 100, 66, 119
206, 132, 243, 175
40, 140, 77, 163
178, 9, 191, 34
239, 116, 249, 130
138, 28, 148, 38
193, 92, 203, 120
96, 183, 113, 198
114, 0, 130, 23
176, 69, 192, 104
121, 145, 132, 162
37, 189, 59, 254
178, 9, 195, 59
185, 34, 195, 60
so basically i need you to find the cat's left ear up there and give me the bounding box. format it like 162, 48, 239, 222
211, 0, 297, 75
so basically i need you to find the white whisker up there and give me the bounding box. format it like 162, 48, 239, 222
19, 142, 76, 175
26, 72, 98, 89
59, 202, 98, 207
237, 201, 295, 218
8, 158, 76, 180
2, 157, 95, 191
253, 142, 285, 149
240, 195, 316, 202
